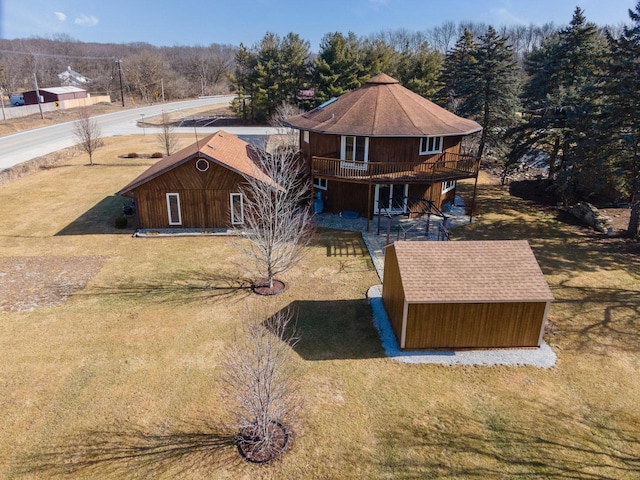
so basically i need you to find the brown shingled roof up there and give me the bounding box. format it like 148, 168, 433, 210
387, 240, 554, 303
117, 130, 275, 195
284, 73, 482, 137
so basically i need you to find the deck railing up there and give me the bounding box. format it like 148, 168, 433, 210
312, 151, 479, 184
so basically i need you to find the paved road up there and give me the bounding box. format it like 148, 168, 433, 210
0, 96, 278, 170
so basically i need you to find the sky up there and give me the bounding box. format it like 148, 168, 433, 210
0, 0, 637, 52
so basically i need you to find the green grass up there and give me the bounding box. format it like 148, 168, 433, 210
0, 145, 639, 479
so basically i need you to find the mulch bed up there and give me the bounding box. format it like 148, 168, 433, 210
0, 256, 105, 312
236, 421, 289, 463
252, 279, 286, 296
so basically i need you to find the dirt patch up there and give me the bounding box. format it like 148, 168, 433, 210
0, 256, 105, 312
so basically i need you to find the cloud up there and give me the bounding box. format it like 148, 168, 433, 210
74, 14, 99, 27
54, 12, 67, 22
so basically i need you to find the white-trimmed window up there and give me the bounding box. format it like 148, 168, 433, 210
341, 135, 369, 170
166, 193, 182, 225
420, 136, 443, 155
313, 178, 328, 190
303, 130, 310, 143
442, 180, 456, 193
230, 193, 244, 225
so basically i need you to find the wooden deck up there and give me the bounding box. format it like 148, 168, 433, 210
312, 152, 480, 184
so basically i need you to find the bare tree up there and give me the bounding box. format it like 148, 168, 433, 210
269, 102, 303, 148
236, 138, 313, 294
221, 305, 300, 463
73, 106, 103, 166
157, 110, 178, 156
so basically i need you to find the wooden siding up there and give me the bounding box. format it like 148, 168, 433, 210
382, 246, 406, 345
132, 158, 245, 229
404, 301, 548, 349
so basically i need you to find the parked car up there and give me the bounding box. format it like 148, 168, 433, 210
9, 95, 25, 106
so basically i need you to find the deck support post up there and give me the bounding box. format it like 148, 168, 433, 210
366, 177, 372, 232
470, 159, 481, 223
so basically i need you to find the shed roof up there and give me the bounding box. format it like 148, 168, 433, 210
387, 240, 554, 303
117, 130, 275, 195
284, 73, 482, 137
39, 86, 86, 95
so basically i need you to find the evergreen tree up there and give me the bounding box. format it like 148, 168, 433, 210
313, 32, 364, 106
439, 29, 476, 112
396, 43, 443, 100
457, 26, 520, 159
602, 2, 640, 235
512, 8, 606, 203
229, 33, 311, 122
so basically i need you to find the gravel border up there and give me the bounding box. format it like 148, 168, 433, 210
367, 285, 557, 368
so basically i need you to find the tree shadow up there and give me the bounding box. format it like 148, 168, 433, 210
56, 195, 133, 236
268, 299, 385, 361
18, 420, 239, 478
83, 269, 253, 306
373, 399, 640, 479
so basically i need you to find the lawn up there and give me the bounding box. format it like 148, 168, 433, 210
0, 139, 639, 479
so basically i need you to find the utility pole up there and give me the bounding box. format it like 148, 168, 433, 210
116, 57, 125, 107
33, 72, 44, 120
0, 89, 6, 121
161, 78, 165, 102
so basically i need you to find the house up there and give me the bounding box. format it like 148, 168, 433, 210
58, 66, 91, 87
117, 131, 275, 230
382, 240, 554, 350
23, 86, 87, 105
284, 73, 482, 225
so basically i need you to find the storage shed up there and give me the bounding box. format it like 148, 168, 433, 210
382, 241, 554, 350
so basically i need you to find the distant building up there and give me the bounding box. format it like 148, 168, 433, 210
58, 66, 91, 87
23, 86, 88, 105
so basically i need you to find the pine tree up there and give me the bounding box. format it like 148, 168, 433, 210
396, 43, 443, 100
457, 26, 520, 159
313, 32, 364, 106
602, 2, 640, 235
439, 29, 476, 112
512, 8, 606, 203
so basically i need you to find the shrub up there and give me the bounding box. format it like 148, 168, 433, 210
114, 217, 128, 229
151, 152, 164, 158
126, 152, 138, 158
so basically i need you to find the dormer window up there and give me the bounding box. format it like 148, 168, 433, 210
420, 136, 443, 155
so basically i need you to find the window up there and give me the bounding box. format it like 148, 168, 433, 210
420, 136, 443, 155
195, 158, 209, 172
230, 193, 244, 225
341, 135, 369, 170
303, 130, 309, 143
442, 180, 456, 193
166, 193, 182, 225
313, 178, 328, 190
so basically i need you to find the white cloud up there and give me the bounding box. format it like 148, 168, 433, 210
74, 14, 99, 27
54, 12, 67, 22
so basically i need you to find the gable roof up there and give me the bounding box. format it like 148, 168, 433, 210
284, 73, 482, 137
386, 240, 554, 303
117, 130, 275, 195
